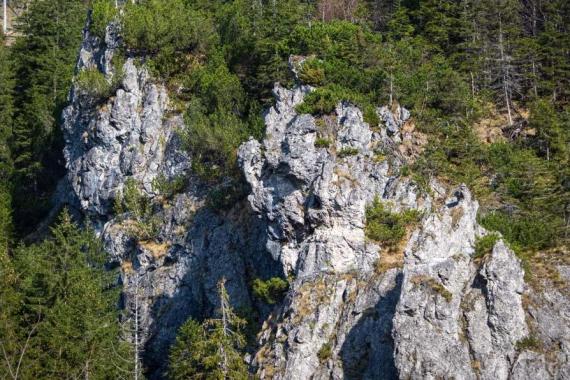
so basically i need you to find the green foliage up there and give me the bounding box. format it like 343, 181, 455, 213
122, 0, 216, 78
0, 36, 14, 251
365, 197, 421, 246
168, 279, 248, 380
152, 174, 186, 200
0, 210, 131, 379
315, 138, 331, 148
297, 58, 326, 86
516, 336, 542, 351
74, 67, 115, 100
474, 233, 500, 258
10, 0, 87, 235
337, 147, 360, 158
252, 277, 289, 305
90, 0, 118, 39
480, 211, 556, 252
317, 342, 332, 362
114, 178, 160, 240
528, 99, 567, 161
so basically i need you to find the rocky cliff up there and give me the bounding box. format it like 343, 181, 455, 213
58, 23, 569, 379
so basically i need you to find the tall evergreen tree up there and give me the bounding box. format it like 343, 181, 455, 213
168, 278, 248, 380
10, 0, 86, 234
0, 31, 13, 250
1, 210, 131, 379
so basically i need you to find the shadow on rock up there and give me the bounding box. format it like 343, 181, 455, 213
340, 272, 402, 380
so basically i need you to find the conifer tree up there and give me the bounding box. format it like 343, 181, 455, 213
10, 0, 86, 233
168, 278, 248, 380
1, 210, 131, 379
0, 31, 13, 250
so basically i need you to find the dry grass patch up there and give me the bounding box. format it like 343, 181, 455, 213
121, 260, 134, 274
139, 240, 170, 259
411, 275, 453, 302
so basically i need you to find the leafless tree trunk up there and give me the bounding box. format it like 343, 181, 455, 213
3, 0, 7, 34
498, 17, 513, 126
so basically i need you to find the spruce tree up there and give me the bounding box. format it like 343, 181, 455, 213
10, 0, 86, 234
168, 278, 248, 380
0, 31, 13, 251
3, 210, 131, 379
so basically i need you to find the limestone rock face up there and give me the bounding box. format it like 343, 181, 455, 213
62, 27, 189, 218
60, 26, 569, 379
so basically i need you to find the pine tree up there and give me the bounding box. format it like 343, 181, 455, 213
2, 210, 130, 379
168, 278, 248, 380
10, 0, 86, 234
536, 0, 570, 103
0, 31, 13, 251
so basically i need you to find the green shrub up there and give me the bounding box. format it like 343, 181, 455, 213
298, 58, 325, 86
362, 104, 380, 127
122, 0, 216, 78
473, 233, 500, 258
296, 85, 347, 115
317, 342, 332, 362
365, 197, 421, 246
74, 68, 114, 100
315, 138, 331, 148
114, 179, 160, 241
516, 336, 542, 351
182, 100, 247, 181
338, 147, 359, 158
180, 63, 263, 181
90, 0, 117, 39
152, 175, 186, 200
480, 211, 557, 251
207, 180, 248, 211
252, 277, 289, 305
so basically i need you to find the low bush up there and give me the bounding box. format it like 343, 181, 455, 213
338, 147, 359, 158
315, 138, 331, 148
152, 175, 186, 200
480, 211, 557, 251
114, 179, 160, 241
252, 277, 289, 305
74, 68, 114, 100
317, 342, 332, 362
297, 58, 326, 86
121, 0, 216, 78
365, 197, 421, 246
90, 0, 117, 39
473, 233, 500, 258
516, 336, 542, 351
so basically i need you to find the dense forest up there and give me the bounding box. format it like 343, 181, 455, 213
0, 0, 568, 378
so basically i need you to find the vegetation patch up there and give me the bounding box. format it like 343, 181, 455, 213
297, 57, 326, 86
365, 197, 421, 247
317, 342, 332, 362
152, 174, 186, 200
411, 275, 453, 302
74, 68, 115, 101
473, 233, 500, 259
252, 277, 289, 305
516, 336, 542, 352
337, 147, 360, 158
90, 0, 118, 39
315, 137, 331, 148
114, 178, 161, 241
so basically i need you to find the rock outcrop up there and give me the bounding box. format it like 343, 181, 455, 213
58, 22, 570, 380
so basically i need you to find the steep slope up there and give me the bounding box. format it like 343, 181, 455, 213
59, 22, 570, 379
